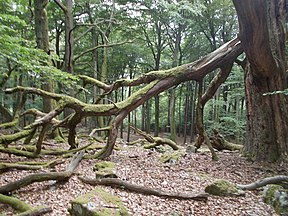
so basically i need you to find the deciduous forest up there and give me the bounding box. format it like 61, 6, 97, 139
0, 0, 288, 215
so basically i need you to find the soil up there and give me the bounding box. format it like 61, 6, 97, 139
0, 134, 286, 216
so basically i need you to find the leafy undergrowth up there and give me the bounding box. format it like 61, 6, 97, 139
0, 139, 286, 216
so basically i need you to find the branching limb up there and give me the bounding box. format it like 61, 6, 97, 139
79, 176, 208, 201
74, 40, 134, 62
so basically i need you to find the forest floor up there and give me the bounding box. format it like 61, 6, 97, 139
0, 133, 287, 216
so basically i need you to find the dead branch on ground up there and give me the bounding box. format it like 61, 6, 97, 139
237, 175, 288, 190
129, 125, 179, 150
0, 151, 84, 195
79, 176, 208, 201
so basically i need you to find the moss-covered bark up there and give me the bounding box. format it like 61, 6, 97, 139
2, 38, 242, 158
0, 151, 84, 194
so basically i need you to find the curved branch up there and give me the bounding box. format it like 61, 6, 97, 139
0, 151, 84, 194
237, 175, 288, 190
79, 176, 208, 201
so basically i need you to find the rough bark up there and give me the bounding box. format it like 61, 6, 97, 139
233, 0, 288, 161
79, 177, 208, 201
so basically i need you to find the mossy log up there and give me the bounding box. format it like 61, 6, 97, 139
129, 125, 179, 150
14, 142, 92, 156
210, 129, 243, 151
0, 142, 92, 158
0, 146, 38, 158
0, 159, 63, 173
79, 176, 208, 201
0, 151, 84, 194
0, 193, 31, 212
0, 194, 52, 216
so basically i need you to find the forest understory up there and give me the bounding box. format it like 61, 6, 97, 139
0, 132, 285, 216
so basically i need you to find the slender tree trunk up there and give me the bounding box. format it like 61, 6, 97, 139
190, 82, 197, 143
169, 89, 177, 142
233, 0, 288, 161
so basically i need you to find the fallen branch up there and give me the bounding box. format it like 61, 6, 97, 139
17, 206, 52, 216
0, 193, 31, 212
0, 151, 84, 194
237, 175, 288, 190
0, 193, 52, 216
210, 129, 242, 151
129, 125, 179, 150
0, 146, 38, 158
0, 159, 63, 172
79, 177, 208, 201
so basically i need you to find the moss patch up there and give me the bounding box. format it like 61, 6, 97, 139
93, 161, 117, 179
69, 187, 128, 216
205, 179, 244, 196
159, 151, 182, 163
263, 184, 288, 215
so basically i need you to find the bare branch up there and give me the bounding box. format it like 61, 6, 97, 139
53, 0, 67, 12
74, 40, 134, 63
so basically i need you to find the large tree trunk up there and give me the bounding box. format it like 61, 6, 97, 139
233, 0, 288, 161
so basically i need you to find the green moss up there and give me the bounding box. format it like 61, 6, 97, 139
0, 128, 34, 145
205, 179, 243, 196
0, 194, 31, 212
263, 184, 288, 215
93, 161, 117, 179
159, 151, 182, 163
70, 187, 128, 216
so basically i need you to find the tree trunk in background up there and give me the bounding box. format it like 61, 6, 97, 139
190, 82, 197, 143
54, 0, 74, 117
34, 0, 53, 114
98, 36, 108, 133
145, 100, 151, 134
183, 83, 190, 144
233, 0, 288, 161
169, 89, 177, 142
169, 25, 182, 142
154, 95, 159, 136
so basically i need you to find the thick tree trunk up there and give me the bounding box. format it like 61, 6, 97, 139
233, 0, 288, 161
